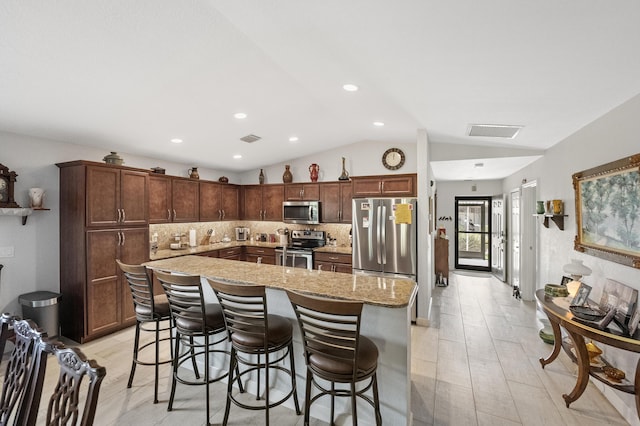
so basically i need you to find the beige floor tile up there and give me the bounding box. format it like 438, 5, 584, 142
433, 380, 477, 426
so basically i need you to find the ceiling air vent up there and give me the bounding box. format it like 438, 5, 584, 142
468, 124, 522, 139
240, 134, 261, 143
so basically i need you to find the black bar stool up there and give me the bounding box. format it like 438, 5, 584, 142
117, 260, 173, 404
208, 279, 301, 426
286, 290, 382, 426
156, 271, 233, 426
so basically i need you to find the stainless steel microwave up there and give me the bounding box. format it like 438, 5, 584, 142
282, 201, 320, 224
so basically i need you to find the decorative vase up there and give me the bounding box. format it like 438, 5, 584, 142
218, 176, 229, 183
545, 200, 552, 214
188, 167, 199, 179
338, 157, 350, 181
259, 169, 265, 184
282, 165, 293, 183
552, 199, 563, 215
103, 151, 123, 165
309, 163, 319, 182
536, 201, 545, 214
29, 188, 45, 208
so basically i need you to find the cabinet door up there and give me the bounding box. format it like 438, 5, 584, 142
351, 176, 383, 197
243, 186, 263, 220
199, 181, 223, 221
339, 181, 353, 223
86, 166, 120, 227
381, 175, 415, 196
285, 184, 319, 201
221, 185, 240, 220
320, 183, 341, 223
120, 170, 149, 226
86, 229, 121, 336
119, 228, 149, 324
262, 185, 284, 221
149, 175, 172, 223
333, 263, 353, 274
172, 178, 199, 222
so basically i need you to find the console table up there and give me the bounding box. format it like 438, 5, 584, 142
536, 289, 640, 417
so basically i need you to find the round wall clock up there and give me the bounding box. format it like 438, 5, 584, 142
382, 148, 405, 170
0, 163, 20, 208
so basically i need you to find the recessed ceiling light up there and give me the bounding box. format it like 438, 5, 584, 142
234, 112, 247, 119
343, 84, 359, 92
373, 121, 385, 127
289, 136, 299, 142
170, 138, 183, 144
233, 154, 242, 159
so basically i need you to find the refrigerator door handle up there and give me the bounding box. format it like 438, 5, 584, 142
376, 204, 382, 265
381, 204, 387, 265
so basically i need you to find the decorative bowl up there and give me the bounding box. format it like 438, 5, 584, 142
570, 305, 606, 321
545, 284, 569, 297
103, 151, 124, 165
603, 366, 625, 382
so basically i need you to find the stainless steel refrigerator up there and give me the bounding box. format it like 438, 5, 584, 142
352, 197, 417, 319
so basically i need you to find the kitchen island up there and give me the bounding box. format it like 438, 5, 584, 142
144, 255, 416, 425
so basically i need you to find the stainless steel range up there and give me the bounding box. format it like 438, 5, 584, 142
275, 230, 325, 270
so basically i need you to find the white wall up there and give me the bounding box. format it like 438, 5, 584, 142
433, 180, 504, 267
503, 92, 640, 424
0, 131, 239, 315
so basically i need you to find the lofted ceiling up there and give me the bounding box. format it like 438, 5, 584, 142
1, 1, 640, 180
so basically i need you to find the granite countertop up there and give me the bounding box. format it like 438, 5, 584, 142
151, 241, 280, 261
144, 255, 415, 308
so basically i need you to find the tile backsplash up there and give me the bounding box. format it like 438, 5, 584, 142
150, 221, 352, 249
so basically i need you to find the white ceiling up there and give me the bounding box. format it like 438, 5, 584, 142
1, 1, 640, 180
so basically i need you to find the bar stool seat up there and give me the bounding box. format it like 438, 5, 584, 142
230, 314, 292, 349
309, 335, 378, 376
174, 305, 225, 331
135, 295, 170, 317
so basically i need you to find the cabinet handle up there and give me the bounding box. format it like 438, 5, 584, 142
117, 232, 122, 245
116, 209, 121, 223
331, 265, 336, 272
257, 256, 262, 264
222, 210, 225, 219
318, 264, 322, 271
121, 231, 125, 246
329, 256, 338, 260
167, 209, 171, 221
121, 209, 125, 222
300, 189, 304, 198
380, 181, 384, 193
218, 210, 222, 220
173, 209, 176, 221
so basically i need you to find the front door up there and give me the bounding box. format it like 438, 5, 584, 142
455, 196, 491, 271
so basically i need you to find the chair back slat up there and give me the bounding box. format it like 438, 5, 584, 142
44, 342, 106, 426
0, 318, 48, 426
155, 271, 207, 334
117, 260, 157, 321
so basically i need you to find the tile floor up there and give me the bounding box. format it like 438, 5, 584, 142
2, 271, 631, 425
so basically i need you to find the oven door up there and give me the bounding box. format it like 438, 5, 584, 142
275, 249, 313, 270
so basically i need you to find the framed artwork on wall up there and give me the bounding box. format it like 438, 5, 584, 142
573, 153, 640, 269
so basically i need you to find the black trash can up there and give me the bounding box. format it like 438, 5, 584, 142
19, 291, 61, 337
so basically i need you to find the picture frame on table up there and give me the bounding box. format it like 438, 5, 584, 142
572, 153, 640, 269
599, 278, 639, 335
561, 276, 572, 286
571, 283, 592, 307
628, 310, 640, 338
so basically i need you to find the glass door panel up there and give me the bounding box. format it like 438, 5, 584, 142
455, 197, 491, 271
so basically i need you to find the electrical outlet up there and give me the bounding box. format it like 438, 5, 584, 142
0, 247, 15, 258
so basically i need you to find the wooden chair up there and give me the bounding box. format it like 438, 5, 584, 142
208, 279, 300, 426
117, 260, 173, 404
42, 341, 106, 426
155, 271, 231, 426
286, 290, 382, 426
0, 318, 48, 426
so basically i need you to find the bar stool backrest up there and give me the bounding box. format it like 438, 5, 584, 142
0, 318, 48, 426
155, 271, 206, 334
117, 260, 157, 322
0, 313, 16, 368
43, 342, 106, 426
208, 281, 268, 352
286, 291, 363, 381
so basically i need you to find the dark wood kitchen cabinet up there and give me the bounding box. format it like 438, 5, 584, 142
314, 251, 352, 273
242, 184, 284, 221
320, 181, 352, 223
149, 175, 199, 223
285, 183, 320, 201
57, 161, 150, 343
351, 174, 416, 197
200, 181, 240, 221
245, 246, 275, 264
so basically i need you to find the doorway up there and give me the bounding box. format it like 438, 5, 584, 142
509, 189, 521, 291
491, 194, 506, 282
455, 196, 491, 271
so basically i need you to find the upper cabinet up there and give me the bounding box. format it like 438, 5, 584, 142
285, 183, 320, 201
199, 181, 240, 221
149, 175, 198, 223
243, 184, 284, 221
351, 174, 416, 197
86, 166, 149, 227
320, 181, 352, 223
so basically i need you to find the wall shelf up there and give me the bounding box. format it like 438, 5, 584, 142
0, 207, 49, 225
534, 214, 568, 230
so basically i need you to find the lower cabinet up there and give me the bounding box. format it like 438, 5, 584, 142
219, 246, 243, 261
314, 251, 352, 273
245, 246, 275, 264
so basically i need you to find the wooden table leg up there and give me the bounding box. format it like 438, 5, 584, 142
539, 316, 563, 368
562, 330, 590, 408
635, 357, 640, 419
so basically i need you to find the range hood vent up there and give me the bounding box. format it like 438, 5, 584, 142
240, 134, 261, 143
468, 124, 522, 139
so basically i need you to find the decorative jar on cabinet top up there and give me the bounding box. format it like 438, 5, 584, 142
282, 165, 293, 183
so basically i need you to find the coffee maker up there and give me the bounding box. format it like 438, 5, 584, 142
235, 227, 249, 241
